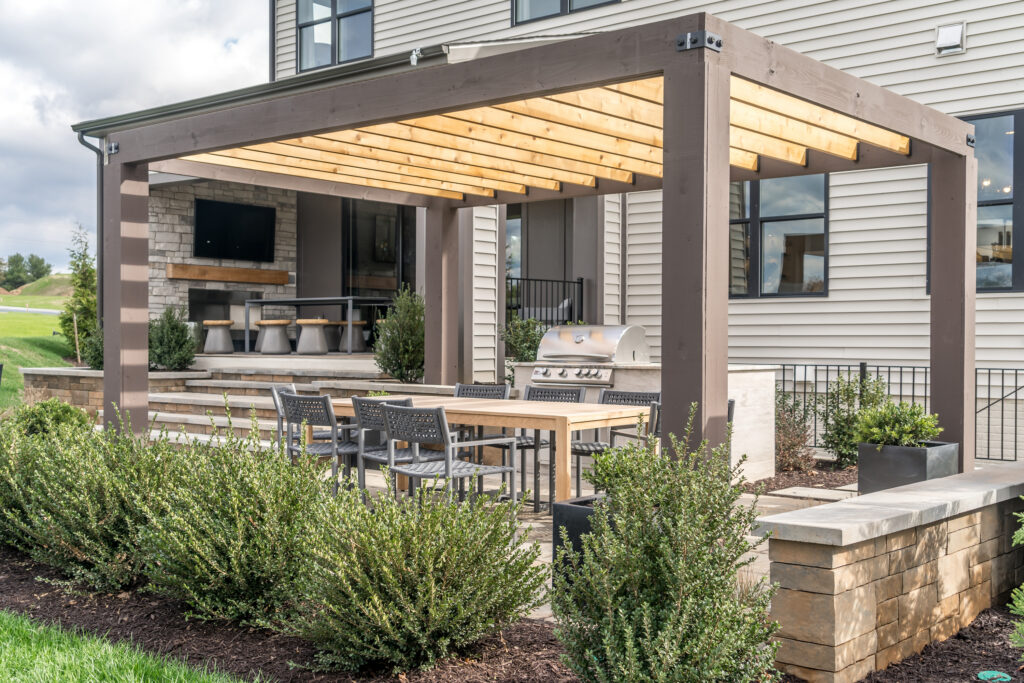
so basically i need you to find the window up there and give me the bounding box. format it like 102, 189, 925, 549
967, 111, 1019, 291
506, 204, 523, 278
513, 0, 618, 25
729, 174, 828, 298
298, 0, 372, 71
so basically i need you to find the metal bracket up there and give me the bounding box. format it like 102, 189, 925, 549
966, 134, 976, 148
676, 30, 723, 53
106, 141, 119, 155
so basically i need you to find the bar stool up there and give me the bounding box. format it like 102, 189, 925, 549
323, 321, 343, 352
258, 319, 291, 355
296, 319, 329, 355
202, 320, 234, 354
339, 320, 368, 352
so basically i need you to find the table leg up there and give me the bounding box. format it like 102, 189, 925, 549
554, 418, 571, 502
346, 300, 354, 355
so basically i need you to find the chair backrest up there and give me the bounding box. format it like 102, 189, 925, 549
352, 396, 413, 432
648, 401, 661, 438
598, 389, 662, 407
523, 384, 586, 403
280, 393, 336, 429
383, 404, 451, 447
454, 382, 510, 400
270, 383, 298, 417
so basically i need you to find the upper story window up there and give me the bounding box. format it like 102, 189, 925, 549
968, 110, 1019, 291
729, 174, 829, 298
514, 0, 619, 25
298, 0, 373, 71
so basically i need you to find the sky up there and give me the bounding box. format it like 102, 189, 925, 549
0, 1, 268, 272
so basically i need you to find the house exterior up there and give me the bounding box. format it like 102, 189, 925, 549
255, 0, 1021, 378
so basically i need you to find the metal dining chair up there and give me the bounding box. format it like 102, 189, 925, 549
270, 384, 332, 446
352, 396, 422, 492
453, 382, 511, 490
570, 389, 661, 497
382, 404, 517, 502
279, 392, 355, 494
643, 399, 734, 444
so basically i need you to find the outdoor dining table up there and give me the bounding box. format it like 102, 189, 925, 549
331, 395, 650, 502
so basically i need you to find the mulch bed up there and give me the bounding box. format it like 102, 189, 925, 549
0, 546, 575, 682
743, 464, 858, 495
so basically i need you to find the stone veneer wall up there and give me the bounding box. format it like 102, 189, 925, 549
21, 369, 208, 416
148, 180, 298, 322
770, 498, 1024, 682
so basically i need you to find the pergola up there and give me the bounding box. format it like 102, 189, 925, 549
73, 12, 977, 476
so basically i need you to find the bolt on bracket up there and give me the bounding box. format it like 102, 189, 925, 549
676, 30, 723, 52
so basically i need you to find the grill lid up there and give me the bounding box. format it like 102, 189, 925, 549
536, 324, 650, 363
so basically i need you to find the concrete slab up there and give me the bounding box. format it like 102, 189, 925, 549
836, 483, 859, 491
771, 487, 857, 502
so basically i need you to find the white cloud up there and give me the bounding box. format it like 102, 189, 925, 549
0, 0, 266, 270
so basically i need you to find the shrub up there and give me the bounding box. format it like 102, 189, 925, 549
82, 326, 104, 370
853, 401, 941, 448
1008, 509, 1024, 654
13, 398, 92, 436
819, 373, 888, 468
374, 286, 425, 383
775, 388, 815, 472
148, 306, 195, 371
140, 424, 333, 626
0, 420, 171, 590
294, 483, 547, 672
59, 225, 97, 352
552, 405, 779, 682
499, 317, 544, 383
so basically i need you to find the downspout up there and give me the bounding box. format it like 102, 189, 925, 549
76, 131, 103, 328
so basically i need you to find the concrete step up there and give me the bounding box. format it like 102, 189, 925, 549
183, 379, 319, 395
149, 411, 280, 440
149, 391, 279, 420
146, 429, 274, 451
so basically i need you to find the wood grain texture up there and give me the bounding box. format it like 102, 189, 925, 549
166, 263, 290, 285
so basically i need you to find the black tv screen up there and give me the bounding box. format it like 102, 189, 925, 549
193, 199, 276, 262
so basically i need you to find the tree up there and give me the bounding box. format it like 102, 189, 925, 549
27, 254, 52, 282
3, 253, 29, 290
59, 225, 98, 350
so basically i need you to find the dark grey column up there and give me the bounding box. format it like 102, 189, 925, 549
423, 201, 461, 384
102, 161, 150, 434
659, 52, 731, 450
930, 149, 977, 472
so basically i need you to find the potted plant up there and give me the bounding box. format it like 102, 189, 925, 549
854, 401, 958, 494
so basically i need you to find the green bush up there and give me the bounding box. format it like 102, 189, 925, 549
499, 317, 544, 384
853, 401, 941, 448
82, 326, 104, 370
59, 225, 97, 352
374, 286, 425, 383
140, 425, 333, 626
0, 420, 171, 590
13, 398, 93, 436
775, 388, 815, 472
149, 306, 195, 371
819, 373, 888, 468
1008, 507, 1024, 654
552, 405, 779, 682
294, 483, 547, 672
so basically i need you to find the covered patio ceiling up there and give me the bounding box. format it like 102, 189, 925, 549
74, 12, 976, 474
172, 74, 913, 203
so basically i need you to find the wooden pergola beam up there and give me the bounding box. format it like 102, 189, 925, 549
489, 100, 664, 149
547, 88, 663, 128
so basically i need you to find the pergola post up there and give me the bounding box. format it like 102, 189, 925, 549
659, 52, 732, 449
423, 201, 461, 385
930, 149, 977, 472
101, 161, 150, 434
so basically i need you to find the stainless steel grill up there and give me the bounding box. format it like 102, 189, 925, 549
528, 324, 651, 387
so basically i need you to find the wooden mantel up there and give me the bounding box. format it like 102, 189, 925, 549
166, 263, 289, 285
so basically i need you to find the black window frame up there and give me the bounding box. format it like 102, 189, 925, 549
728, 175, 830, 299
512, 0, 620, 26
297, 0, 374, 73
962, 109, 1023, 293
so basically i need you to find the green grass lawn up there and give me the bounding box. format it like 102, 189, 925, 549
0, 313, 73, 411
0, 610, 247, 682
0, 294, 68, 310
0, 273, 72, 311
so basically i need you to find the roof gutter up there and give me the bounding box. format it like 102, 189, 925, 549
71, 44, 447, 138
76, 132, 104, 328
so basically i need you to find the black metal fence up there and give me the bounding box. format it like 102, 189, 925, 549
505, 276, 584, 328
776, 363, 1024, 461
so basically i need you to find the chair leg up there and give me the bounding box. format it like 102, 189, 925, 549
575, 453, 581, 499
331, 457, 339, 496
520, 436, 527, 503
510, 444, 518, 503
476, 426, 485, 493
531, 430, 541, 513
549, 430, 556, 513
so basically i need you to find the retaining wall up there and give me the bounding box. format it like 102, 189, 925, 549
20, 368, 209, 415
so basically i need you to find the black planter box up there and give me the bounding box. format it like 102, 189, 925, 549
857, 440, 959, 495
552, 494, 603, 561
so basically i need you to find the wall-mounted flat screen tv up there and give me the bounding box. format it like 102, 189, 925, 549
193, 199, 276, 262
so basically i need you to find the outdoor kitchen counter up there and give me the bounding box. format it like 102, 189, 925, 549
331, 395, 649, 502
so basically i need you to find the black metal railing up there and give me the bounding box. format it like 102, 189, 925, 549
505, 276, 584, 328
775, 362, 1024, 461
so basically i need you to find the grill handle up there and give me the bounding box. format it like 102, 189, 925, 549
539, 352, 612, 361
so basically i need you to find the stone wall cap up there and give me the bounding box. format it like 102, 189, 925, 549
20, 367, 209, 380
755, 460, 1024, 547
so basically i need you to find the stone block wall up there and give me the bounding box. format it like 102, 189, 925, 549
148, 180, 297, 321
771, 498, 1024, 682
21, 369, 207, 417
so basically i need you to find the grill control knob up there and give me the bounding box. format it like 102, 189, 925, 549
540, 368, 550, 376
558, 368, 568, 377
575, 368, 584, 377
